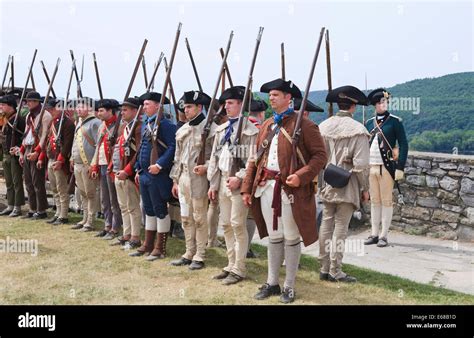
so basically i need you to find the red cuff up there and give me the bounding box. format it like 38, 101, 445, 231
34, 144, 42, 154
91, 165, 99, 174
39, 152, 46, 161
20, 145, 25, 154
124, 163, 134, 177
57, 154, 65, 163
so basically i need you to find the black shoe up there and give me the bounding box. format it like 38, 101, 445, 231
170, 257, 192, 266
122, 240, 141, 250
110, 236, 129, 246
70, 223, 83, 230
46, 216, 59, 224
188, 260, 204, 270
212, 270, 230, 280
32, 212, 48, 220
280, 286, 296, 304
221, 272, 244, 285
328, 274, 357, 283
128, 250, 146, 257
254, 283, 281, 300
377, 237, 388, 247
53, 218, 68, 225
8, 209, 21, 217
95, 229, 109, 238
0, 208, 13, 216
364, 235, 379, 245
20, 212, 35, 219
246, 249, 258, 259
319, 272, 329, 281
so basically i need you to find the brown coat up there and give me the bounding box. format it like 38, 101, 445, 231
46, 116, 75, 164
241, 113, 327, 246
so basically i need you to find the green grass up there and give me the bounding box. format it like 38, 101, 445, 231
0, 211, 473, 305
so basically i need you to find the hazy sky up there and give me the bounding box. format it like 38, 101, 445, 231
1, 0, 472, 100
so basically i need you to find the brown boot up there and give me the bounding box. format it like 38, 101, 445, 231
129, 230, 156, 257
146, 232, 168, 261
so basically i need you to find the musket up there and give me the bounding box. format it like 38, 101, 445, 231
221, 68, 225, 94
30, 70, 36, 91
185, 38, 203, 91
289, 27, 325, 175
34, 58, 61, 139
10, 50, 38, 149
362, 72, 367, 125
163, 57, 178, 120
123, 52, 164, 156
281, 42, 286, 80
56, 60, 76, 152
10, 55, 14, 91
93, 53, 104, 100
1, 55, 11, 90
142, 56, 149, 89
325, 29, 333, 117
69, 50, 83, 98
40, 61, 57, 98
151, 22, 182, 165
229, 27, 264, 177
107, 38, 148, 157
196, 31, 234, 166
219, 48, 234, 87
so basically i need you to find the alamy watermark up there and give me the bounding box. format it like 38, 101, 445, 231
324, 239, 365, 257
379, 96, 421, 115
0, 236, 38, 257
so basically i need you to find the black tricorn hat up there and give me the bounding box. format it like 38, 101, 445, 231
260, 78, 302, 99
121, 97, 140, 109
139, 92, 170, 105
218, 86, 246, 103
250, 99, 268, 112
97, 98, 120, 110
7, 89, 23, 98
293, 98, 324, 112
325, 85, 368, 106
368, 88, 391, 106
178, 91, 212, 113
0, 94, 18, 108
25, 91, 42, 101
44, 97, 60, 108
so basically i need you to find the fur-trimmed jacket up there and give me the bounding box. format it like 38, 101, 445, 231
318, 111, 370, 210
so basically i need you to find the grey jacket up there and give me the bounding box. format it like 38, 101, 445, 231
71, 115, 101, 165
318, 111, 370, 209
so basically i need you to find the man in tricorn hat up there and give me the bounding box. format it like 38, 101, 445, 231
241, 78, 327, 303
0, 94, 25, 217
19, 91, 52, 220
318, 85, 370, 283
364, 89, 408, 248
70, 97, 101, 231
207, 85, 259, 285
169, 90, 214, 270
129, 92, 176, 260
90, 99, 123, 239
38, 98, 75, 225
110, 97, 143, 250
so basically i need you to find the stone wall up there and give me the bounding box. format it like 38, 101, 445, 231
390, 151, 474, 241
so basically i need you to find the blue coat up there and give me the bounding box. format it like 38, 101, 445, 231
135, 114, 176, 175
